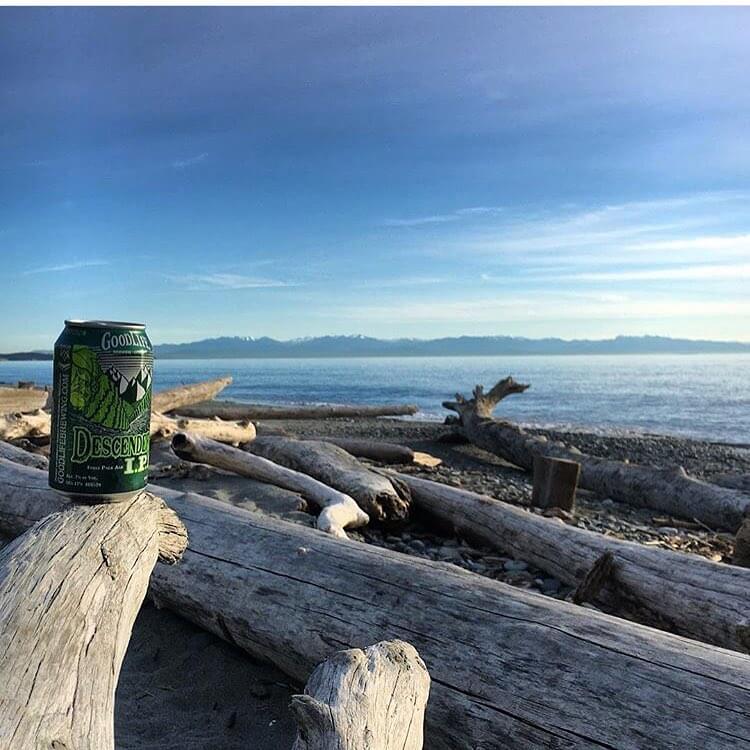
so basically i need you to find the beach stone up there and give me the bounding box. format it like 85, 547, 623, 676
540, 578, 561, 594
504, 560, 528, 572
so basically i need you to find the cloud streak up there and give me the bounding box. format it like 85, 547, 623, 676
23, 260, 110, 275
168, 272, 297, 291
382, 206, 504, 227
172, 153, 208, 169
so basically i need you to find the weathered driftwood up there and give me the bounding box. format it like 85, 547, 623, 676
396, 472, 750, 652
177, 400, 419, 420
308, 437, 416, 465
0, 385, 49, 414
0, 409, 51, 442
0, 439, 48, 470
0, 491, 186, 749
171, 432, 368, 538
713, 473, 750, 493
532, 454, 580, 510
248, 437, 411, 523
152, 375, 232, 414
444, 377, 750, 530
2, 461, 750, 749
291, 640, 429, 750
150, 411, 256, 444
735, 519, 750, 568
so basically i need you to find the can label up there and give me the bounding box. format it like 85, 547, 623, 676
49, 325, 153, 497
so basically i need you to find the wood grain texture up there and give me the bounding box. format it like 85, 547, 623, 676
0, 439, 49, 469
0, 491, 186, 749
0, 409, 51, 442
291, 640, 429, 750
397, 472, 750, 652
1, 460, 749, 750
150, 411, 256, 443
444, 377, 750, 530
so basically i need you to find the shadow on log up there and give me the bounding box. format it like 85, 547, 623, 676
291, 640, 429, 750
0, 491, 186, 749
444, 377, 750, 530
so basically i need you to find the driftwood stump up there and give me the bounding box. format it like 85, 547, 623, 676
0, 491, 186, 749
734, 519, 750, 568
532, 454, 580, 511
291, 640, 430, 750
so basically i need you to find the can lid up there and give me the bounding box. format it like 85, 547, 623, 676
65, 320, 146, 330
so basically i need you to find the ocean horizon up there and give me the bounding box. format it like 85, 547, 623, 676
2, 352, 748, 444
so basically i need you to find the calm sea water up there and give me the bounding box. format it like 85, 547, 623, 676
2, 354, 748, 443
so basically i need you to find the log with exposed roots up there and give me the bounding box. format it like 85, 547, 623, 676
247, 436, 411, 523
152, 375, 233, 414
171, 431, 368, 538
397, 472, 750, 652
1, 459, 749, 750
176, 400, 419, 420
291, 640, 429, 750
444, 377, 750, 530
0, 491, 186, 749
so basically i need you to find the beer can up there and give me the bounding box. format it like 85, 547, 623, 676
49, 320, 153, 502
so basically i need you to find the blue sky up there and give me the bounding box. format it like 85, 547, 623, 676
1, 7, 749, 350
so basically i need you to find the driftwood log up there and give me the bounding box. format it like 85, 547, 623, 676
150, 411, 256, 443
397, 472, 750, 652
291, 640, 429, 750
444, 377, 750, 530
0, 385, 49, 414
309, 437, 416, 464
177, 400, 419, 420
0, 409, 51, 442
247, 436, 411, 522
152, 375, 232, 414
172, 432, 369, 537
0, 491, 186, 749
1, 460, 749, 749
0, 439, 48, 470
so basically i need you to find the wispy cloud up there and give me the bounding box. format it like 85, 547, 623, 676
563, 262, 750, 283
168, 273, 297, 291
359, 275, 448, 288
382, 206, 504, 227
172, 153, 208, 169
23, 260, 110, 275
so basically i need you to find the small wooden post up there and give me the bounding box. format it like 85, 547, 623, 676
734, 518, 750, 568
532, 455, 581, 511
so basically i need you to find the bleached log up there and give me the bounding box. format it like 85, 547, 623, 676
150, 411, 256, 444
444, 377, 750, 530
0, 440, 48, 470
248, 437, 411, 522
0, 491, 186, 749
0, 385, 49, 414
152, 375, 232, 414
171, 432, 368, 538
397, 472, 750, 652
1, 460, 750, 749
307, 437, 416, 464
291, 640, 429, 750
177, 400, 419, 420
0, 409, 51, 442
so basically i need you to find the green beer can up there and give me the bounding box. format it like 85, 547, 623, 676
49, 320, 153, 501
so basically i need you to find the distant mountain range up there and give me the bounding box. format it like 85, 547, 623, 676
154, 335, 750, 358
2, 335, 749, 362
